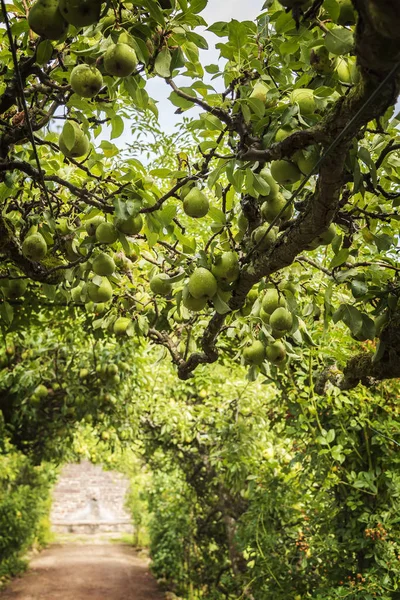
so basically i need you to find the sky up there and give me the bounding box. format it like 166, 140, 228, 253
111, 0, 264, 146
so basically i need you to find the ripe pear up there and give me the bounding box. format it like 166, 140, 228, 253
266, 341, 287, 365
58, 0, 101, 27
70, 64, 103, 98
262, 289, 287, 315
183, 188, 209, 218
211, 251, 240, 284
85, 215, 104, 236
240, 287, 258, 316
59, 121, 89, 158
243, 340, 265, 365
179, 182, 195, 199
115, 214, 143, 235
87, 277, 113, 302
271, 160, 301, 185
4, 279, 28, 299
34, 384, 49, 398
22, 232, 47, 261
290, 88, 315, 115
250, 81, 275, 107
28, 0, 68, 39
251, 224, 277, 250
261, 193, 287, 223
182, 285, 208, 311
188, 267, 217, 300
275, 127, 293, 142
95, 222, 118, 244
104, 43, 138, 77
294, 145, 319, 175
269, 307, 293, 333
113, 317, 131, 336
150, 273, 173, 296
260, 308, 270, 324
92, 252, 115, 276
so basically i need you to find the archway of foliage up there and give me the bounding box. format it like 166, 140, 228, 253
0, 0, 399, 387
1, 0, 400, 598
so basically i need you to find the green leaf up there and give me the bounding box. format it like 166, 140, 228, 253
351, 280, 368, 299
154, 47, 172, 78
62, 121, 76, 152
333, 303, 363, 337
324, 27, 354, 56
111, 116, 124, 140
36, 40, 53, 65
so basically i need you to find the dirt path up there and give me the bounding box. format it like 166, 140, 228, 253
0, 544, 165, 600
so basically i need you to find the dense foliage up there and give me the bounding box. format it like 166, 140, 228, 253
0, 428, 55, 582
0, 0, 400, 597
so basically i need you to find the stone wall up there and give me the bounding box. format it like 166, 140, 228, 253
51, 461, 133, 534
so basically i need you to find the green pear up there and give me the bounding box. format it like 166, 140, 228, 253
183, 188, 209, 218
269, 307, 293, 333
113, 317, 131, 336
58, 0, 101, 27
294, 145, 319, 175
251, 224, 277, 250
115, 214, 143, 236
70, 64, 103, 98
95, 222, 118, 244
261, 193, 287, 223
182, 285, 208, 311
262, 288, 287, 315
87, 277, 113, 302
211, 251, 240, 284
275, 127, 293, 142
188, 268, 217, 300
250, 81, 275, 108
290, 88, 315, 115
22, 233, 47, 261
271, 160, 301, 185
266, 341, 287, 365
104, 43, 138, 77
59, 121, 89, 158
4, 279, 28, 299
150, 273, 173, 296
243, 340, 265, 365
28, 0, 68, 39
85, 215, 104, 236
34, 384, 49, 398
92, 252, 115, 276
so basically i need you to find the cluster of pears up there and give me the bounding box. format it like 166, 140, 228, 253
28, 0, 139, 102
148, 251, 240, 315
243, 287, 294, 368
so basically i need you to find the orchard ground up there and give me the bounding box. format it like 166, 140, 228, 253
0, 542, 164, 600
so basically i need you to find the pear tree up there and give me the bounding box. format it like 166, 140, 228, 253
0, 0, 399, 394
